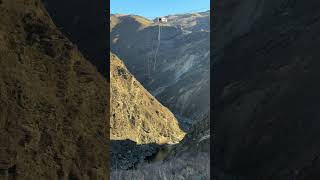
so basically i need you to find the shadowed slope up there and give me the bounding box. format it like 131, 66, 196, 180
214, 0, 320, 179
110, 13, 210, 127
41, 0, 108, 78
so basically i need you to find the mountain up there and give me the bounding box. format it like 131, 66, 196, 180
110, 52, 185, 145
110, 14, 152, 32
110, 12, 210, 178
213, 0, 320, 179
110, 12, 210, 129
165, 10, 210, 32
0, 0, 108, 179
41, 0, 108, 78
110, 52, 185, 170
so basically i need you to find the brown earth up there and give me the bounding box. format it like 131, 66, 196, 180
110, 52, 185, 145
0, 0, 109, 179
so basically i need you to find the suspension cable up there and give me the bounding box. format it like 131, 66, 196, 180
153, 24, 161, 71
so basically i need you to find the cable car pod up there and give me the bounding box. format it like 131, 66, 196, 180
158, 17, 168, 23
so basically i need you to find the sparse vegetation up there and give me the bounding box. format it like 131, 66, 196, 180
111, 152, 209, 180
0, 0, 109, 179
110, 52, 185, 145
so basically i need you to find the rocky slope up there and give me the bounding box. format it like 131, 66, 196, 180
110, 12, 210, 128
41, 0, 108, 78
0, 0, 109, 179
110, 52, 185, 170
111, 113, 210, 179
213, 0, 320, 179
110, 52, 185, 144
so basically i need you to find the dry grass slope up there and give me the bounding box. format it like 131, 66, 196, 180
110, 52, 185, 145
110, 15, 151, 32
0, 0, 109, 179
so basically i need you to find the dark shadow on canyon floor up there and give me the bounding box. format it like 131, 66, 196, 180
110, 139, 173, 170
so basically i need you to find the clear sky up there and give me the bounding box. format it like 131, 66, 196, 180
110, 0, 210, 19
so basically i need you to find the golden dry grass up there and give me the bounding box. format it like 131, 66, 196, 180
110, 52, 185, 145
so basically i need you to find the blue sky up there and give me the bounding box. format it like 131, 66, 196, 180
110, 0, 210, 19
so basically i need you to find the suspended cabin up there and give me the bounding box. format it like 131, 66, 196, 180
158, 17, 168, 23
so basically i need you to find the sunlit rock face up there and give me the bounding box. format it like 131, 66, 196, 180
110, 52, 185, 145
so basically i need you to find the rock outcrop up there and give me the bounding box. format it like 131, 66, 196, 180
0, 0, 109, 179
213, 0, 320, 179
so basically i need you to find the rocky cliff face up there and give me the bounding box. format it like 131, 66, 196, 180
0, 0, 109, 179
110, 12, 210, 128
214, 0, 320, 179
